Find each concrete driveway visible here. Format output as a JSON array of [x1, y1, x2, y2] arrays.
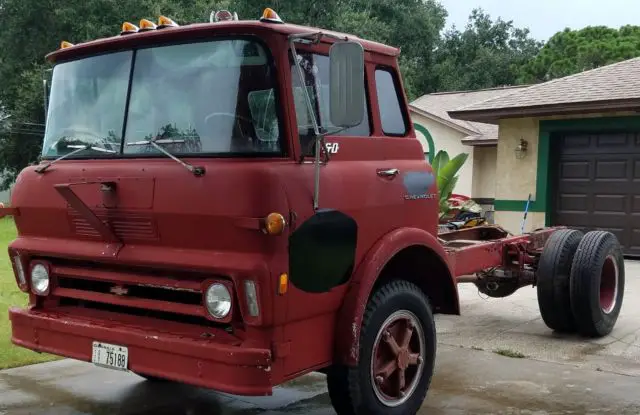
[[438, 260, 640, 377], [2, 261, 640, 414]]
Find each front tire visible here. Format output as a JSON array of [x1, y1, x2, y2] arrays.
[[327, 280, 436, 415]]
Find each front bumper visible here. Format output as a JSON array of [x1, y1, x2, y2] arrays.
[[9, 306, 273, 396]]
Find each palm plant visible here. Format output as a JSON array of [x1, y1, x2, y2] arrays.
[[430, 150, 469, 219]]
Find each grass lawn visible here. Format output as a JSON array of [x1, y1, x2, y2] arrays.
[[0, 218, 59, 369]]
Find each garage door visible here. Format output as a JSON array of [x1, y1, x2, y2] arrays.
[[553, 131, 640, 256]]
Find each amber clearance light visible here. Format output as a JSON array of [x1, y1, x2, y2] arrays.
[[121, 22, 139, 34], [60, 41, 74, 49], [263, 212, 286, 235], [139, 19, 158, 31], [158, 15, 179, 28], [260, 8, 284, 24]]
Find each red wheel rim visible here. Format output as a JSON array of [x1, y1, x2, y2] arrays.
[[600, 255, 619, 314], [370, 310, 425, 407]]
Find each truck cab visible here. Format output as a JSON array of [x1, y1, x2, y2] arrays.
[[6, 9, 459, 415]]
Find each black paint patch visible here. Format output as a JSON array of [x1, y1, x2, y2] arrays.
[[403, 171, 437, 200], [288, 209, 358, 293]]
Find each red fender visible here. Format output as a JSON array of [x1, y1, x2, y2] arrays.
[[334, 227, 458, 366]]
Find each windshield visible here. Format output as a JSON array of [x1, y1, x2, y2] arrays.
[[42, 38, 283, 159]]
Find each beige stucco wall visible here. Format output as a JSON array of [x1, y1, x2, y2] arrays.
[[495, 211, 546, 234], [471, 146, 497, 199], [411, 112, 475, 197], [495, 117, 539, 201]]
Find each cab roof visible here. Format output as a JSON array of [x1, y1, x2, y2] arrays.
[[47, 20, 400, 63]]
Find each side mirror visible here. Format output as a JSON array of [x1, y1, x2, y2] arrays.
[[329, 41, 365, 128]]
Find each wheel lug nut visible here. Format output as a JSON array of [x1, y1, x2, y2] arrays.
[[375, 376, 384, 384]]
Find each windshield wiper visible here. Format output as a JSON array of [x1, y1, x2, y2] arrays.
[[35, 143, 116, 174], [126, 137, 205, 177]]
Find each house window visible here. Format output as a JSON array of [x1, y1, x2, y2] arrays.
[[375, 68, 407, 136]]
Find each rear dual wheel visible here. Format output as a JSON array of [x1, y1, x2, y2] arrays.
[[570, 231, 625, 337], [537, 229, 583, 333], [537, 229, 624, 337], [327, 280, 435, 415]]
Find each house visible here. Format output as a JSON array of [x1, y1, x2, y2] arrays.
[[409, 86, 528, 218], [448, 57, 640, 255]]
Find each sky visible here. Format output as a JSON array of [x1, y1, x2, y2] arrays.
[[437, 0, 640, 41]]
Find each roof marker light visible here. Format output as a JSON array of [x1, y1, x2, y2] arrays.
[[139, 19, 158, 31], [121, 22, 139, 35], [260, 8, 283, 24], [158, 15, 179, 28], [60, 41, 74, 49]]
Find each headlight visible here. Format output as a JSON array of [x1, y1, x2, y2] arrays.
[[31, 263, 50, 295], [205, 283, 232, 319]]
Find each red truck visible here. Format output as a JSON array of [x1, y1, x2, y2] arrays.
[[2, 8, 625, 415]]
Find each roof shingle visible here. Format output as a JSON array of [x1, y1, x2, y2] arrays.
[[450, 57, 640, 117], [410, 86, 527, 144]]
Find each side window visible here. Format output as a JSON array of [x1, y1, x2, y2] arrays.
[[290, 51, 370, 154], [375, 68, 407, 136]]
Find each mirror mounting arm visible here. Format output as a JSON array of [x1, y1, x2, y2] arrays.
[[289, 35, 326, 211]]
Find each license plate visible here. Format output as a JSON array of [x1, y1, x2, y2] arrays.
[[91, 341, 128, 371]]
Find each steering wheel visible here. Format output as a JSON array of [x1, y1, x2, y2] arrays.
[[57, 126, 104, 141], [202, 112, 256, 141], [49, 126, 108, 152]]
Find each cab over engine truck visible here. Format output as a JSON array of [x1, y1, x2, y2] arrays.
[[2, 8, 625, 415]]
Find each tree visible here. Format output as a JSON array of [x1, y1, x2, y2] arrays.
[[432, 9, 542, 92], [0, 0, 448, 188], [0, 2, 542, 188], [0, 0, 217, 189], [518, 25, 640, 83]]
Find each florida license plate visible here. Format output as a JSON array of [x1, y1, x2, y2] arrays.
[[91, 341, 128, 371]]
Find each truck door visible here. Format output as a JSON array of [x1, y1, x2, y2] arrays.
[[279, 50, 421, 374]]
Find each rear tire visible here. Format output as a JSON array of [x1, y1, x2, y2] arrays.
[[570, 231, 625, 337], [536, 229, 584, 333], [326, 280, 436, 415]]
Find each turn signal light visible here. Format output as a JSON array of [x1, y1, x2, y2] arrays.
[[11, 254, 28, 292], [260, 8, 283, 24], [60, 41, 74, 49], [121, 22, 139, 34], [139, 19, 157, 31], [278, 273, 288, 295], [264, 212, 286, 235], [158, 15, 179, 28]]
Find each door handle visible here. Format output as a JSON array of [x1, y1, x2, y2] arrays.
[[377, 168, 400, 178]]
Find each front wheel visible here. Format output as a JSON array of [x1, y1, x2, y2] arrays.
[[327, 280, 436, 415]]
